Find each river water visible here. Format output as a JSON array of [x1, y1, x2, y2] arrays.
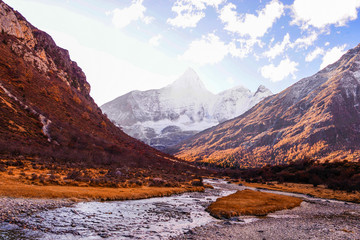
[[0, 179, 250, 239], [1, 179, 359, 239]]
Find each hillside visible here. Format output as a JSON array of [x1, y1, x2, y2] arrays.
[[0, 0, 198, 181], [170, 43, 360, 168]]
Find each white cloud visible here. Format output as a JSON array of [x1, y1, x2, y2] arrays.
[[167, 0, 225, 28], [291, 0, 360, 29], [291, 31, 318, 49], [180, 33, 258, 65], [305, 47, 324, 62], [229, 38, 261, 58], [219, 0, 284, 39], [106, 0, 153, 28], [260, 58, 298, 82], [226, 77, 235, 84], [180, 33, 229, 65], [320, 44, 347, 69], [193, 0, 225, 8], [167, 2, 204, 28], [149, 34, 162, 47], [142, 16, 154, 24], [263, 33, 290, 59], [325, 42, 330, 46], [262, 31, 320, 59]]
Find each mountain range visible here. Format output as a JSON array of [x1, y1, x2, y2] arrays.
[[169, 43, 360, 168], [101, 68, 272, 150], [2, 0, 359, 174]]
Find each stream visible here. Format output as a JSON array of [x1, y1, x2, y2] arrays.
[[0, 179, 247, 239], [1, 179, 359, 239]]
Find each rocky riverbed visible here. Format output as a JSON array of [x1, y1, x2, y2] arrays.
[[0, 197, 73, 239], [173, 198, 360, 240], [0, 180, 359, 239], [0, 180, 237, 239]]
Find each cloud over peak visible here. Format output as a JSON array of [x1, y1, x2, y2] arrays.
[[263, 33, 291, 59], [291, 0, 360, 29], [305, 47, 324, 62], [106, 0, 153, 28], [179, 33, 229, 65], [320, 44, 347, 69], [167, 0, 225, 28], [261, 57, 299, 82], [219, 0, 284, 39]]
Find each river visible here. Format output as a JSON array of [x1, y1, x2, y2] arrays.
[[1, 179, 359, 239], [0, 179, 247, 239]]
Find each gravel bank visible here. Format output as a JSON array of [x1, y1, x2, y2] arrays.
[[0, 197, 73, 225], [1, 181, 359, 240], [173, 199, 360, 240]]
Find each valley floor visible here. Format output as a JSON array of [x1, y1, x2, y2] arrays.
[[0, 158, 204, 202], [173, 197, 360, 240], [173, 179, 360, 240], [236, 180, 360, 203], [0, 174, 203, 201], [0, 178, 359, 239]]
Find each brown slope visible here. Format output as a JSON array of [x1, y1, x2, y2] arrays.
[[170, 43, 360, 168], [0, 1, 197, 177]]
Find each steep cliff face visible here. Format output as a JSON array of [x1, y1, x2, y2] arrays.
[[170, 43, 360, 168], [101, 68, 272, 150], [0, 1, 90, 96], [0, 1, 196, 177]]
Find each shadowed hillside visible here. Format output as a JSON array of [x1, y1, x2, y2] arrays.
[[0, 1, 201, 183]]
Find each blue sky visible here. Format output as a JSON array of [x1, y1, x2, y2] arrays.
[[4, 0, 360, 105]]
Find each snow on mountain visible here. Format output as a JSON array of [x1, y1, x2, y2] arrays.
[[171, 43, 360, 167], [101, 68, 272, 150]]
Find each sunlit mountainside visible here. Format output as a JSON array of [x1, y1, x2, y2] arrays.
[[0, 1, 201, 184], [170, 44, 360, 168]]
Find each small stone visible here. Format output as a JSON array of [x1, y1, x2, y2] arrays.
[[71, 209, 79, 214], [98, 232, 110, 238], [122, 234, 134, 238]]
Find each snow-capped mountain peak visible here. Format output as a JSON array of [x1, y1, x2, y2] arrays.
[[167, 67, 206, 91], [171, 43, 360, 167], [255, 85, 270, 94], [101, 68, 273, 150], [219, 85, 251, 95]]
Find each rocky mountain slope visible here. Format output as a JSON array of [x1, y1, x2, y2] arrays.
[[101, 68, 272, 150], [169, 43, 360, 168], [0, 1, 197, 178]]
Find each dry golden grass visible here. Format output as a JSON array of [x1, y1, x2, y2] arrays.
[[204, 184, 214, 189], [0, 175, 204, 201], [207, 189, 302, 219], [238, 181, 360, 203]]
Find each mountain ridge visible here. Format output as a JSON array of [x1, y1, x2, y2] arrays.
[[101, 69, 272, 150], [167, 67, 209, 91], [169, 43, 360, 168], [0, 0, 198, 179]]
